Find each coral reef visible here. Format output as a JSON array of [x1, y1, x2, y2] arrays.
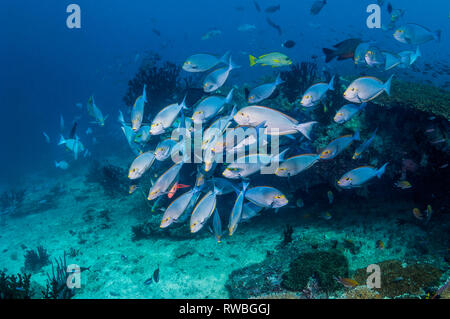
[[123, 52, 183, 112], [42, 252, 75, 299], [280, 62, 318, 103], [374, 79, 450, 120], [280, 224, 293, 247], [0, 271, 32, 299], [353, 260, 443, 298], [85, 161, 129, 197], [281, 250, 349, 293], [0, 189, 25, 214], [24, 245, 50, 273], [342, 286, 381, 299]]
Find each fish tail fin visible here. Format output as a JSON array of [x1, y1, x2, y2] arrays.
[[228, 56, 240, 70], [275, 73, 284, 86], [415, 46, 421, 58], [229, 104, 238, 119], [322, 48, 335, 63], [353, 129, 360, 141], [225, 88, 234, 104], [242, 181, 250, 192], [328, 75, 335, 91], [271, 148, 289, 163], [143, 84, 148, 103], [249, 55, 257, 66], [384, 74, 394, 96], [220, 51, 231, 64], [58, 135, 66, 145], [376, 163, 389, 178], [180, 95, 188, 110], [384, 53, 400, 71], [434, 30, 441, 42], [295, 121, 318, 140]]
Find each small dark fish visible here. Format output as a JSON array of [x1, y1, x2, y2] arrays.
[[266, 17, 282, 35], [387, 3, 393, 14], [244, 87, 250, 100], [69, 122, 77, 139], [253, 0, 261, 12], [152, 28, 161, 36], [282, 40, 296, 48], [144, 277, 153, 285], [153, 265, 160, 283], [310, 0, 327, 16], [80, 266, 91, 272], [322, 38, 362, 63], [265, 4, 280, 13], [121, 254, 128, 261]]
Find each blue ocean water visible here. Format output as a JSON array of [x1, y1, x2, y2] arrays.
[[0, 0, 449, 299]]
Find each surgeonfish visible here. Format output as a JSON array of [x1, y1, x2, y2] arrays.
[[43, 132, 50, 143], [233, 105, 317, 140], [394, 23, 441, 45], [384, 47, 421, 71], [353, 42, 372, 65], [248, 74, 284, 104], [183, 52, 230, 73], [353, 129, 377, 160], [58, 135, 85, 160], [192, 89, 234, 124], [202, 105, 236, 150], [337, 163, 388, 189], [245, 186, 288, 209], [134, 126, 151, 144], [275, 154, 320, 177], [154, 139, 177, 161], [87, 96, 107, 126], [300, 76, 335, 108], [241, 202, 264, 222], [344, 75, 393, 104], [211, 209, 223, 243], [334, 103, 367, 124], [320, 130, 360, 160], [190, 187, 219, 233], [55, 161, 69, 170], [249, 52, 292, 67], [222, 149, 288, 179], [160, 185, 203, 228], [148, 161, 184, 200], [131, 85, 147, 132], [203, 57, 238, 93], [228, 182, 249, 236], [150, 97, 187, 135], [128, 151, 156, 180]]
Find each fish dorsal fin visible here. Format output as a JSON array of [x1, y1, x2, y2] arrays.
[[251, 106, 298, 124]]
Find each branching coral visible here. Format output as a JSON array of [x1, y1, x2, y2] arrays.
[[24, 245, 51, 273], [0, 189, 25, 214], [280, 62, 318, 103], [0, 271, 32, 299], [123, 52, 183, 113], [85, 161, 129, 197], [42, 252, 75, 299]]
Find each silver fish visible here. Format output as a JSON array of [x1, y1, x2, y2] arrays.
[[228, 182, 249, 236], [203, 57, 238, 93], [353, 129, 377, 160], [334, 103, 367, 124], [190, 187, 219, 233], [192, 89, 233, 124], [320, 130, 360, 160], [300, 76, 335, 108], [131, 85, 147, 132], [160, 185, 202, 228], [150, 98, 187, 135], [154, 139, 177, 161], [87, 96, 107, 126], [128, 151, 156, 180], [245, 186, 288, 209], [183, 52, 229, 73], [275, 154, 320, 177], [394, 23, 441, 45], [337, 163, 388, 189], [248, 74, 284, 104], [233, 105, 317, 139], [148, 161, 184, 200], [344, 75, 393, 104]]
